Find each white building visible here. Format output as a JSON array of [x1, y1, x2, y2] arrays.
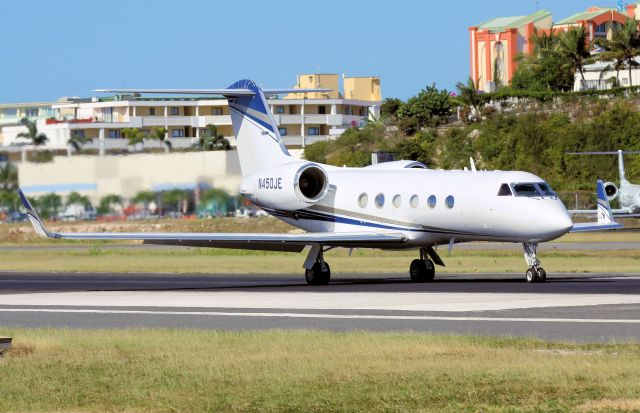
[[574, 56, 640, 91]]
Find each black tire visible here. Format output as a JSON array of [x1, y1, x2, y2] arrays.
[[526, 267, 538, 283], [410, 259, 428, 282], [305, 262, 330, 285], [424, 258, 436, 281], [536, 267, 546, 283]]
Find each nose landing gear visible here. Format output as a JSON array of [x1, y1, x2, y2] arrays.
[[523, 242, 546, 283]]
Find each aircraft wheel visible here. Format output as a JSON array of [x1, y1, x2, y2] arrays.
[[536, 267, 546, 283], [410, 259, 434, 282], [305, 261, 330, 285], [525, 267, 538, 283]]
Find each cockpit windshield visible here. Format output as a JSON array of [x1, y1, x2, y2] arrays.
[[510, 182, 557, 198]]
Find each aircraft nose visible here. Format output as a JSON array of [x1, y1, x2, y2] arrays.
[[547, 207, 573, 237]]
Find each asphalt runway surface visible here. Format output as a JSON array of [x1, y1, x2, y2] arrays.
[[2, 271, 640, 343]]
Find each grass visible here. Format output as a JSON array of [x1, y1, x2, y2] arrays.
[[0, 328, 639, 412], [0, 246, 639, 274]]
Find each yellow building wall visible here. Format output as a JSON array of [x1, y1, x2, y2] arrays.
[[285, 74, 339, 99], [343, 77, 381, 101]]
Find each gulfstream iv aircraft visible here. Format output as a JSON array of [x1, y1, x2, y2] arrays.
[[19, 80, 621, 284]]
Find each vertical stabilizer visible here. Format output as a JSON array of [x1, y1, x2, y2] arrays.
[[618, 149, 629, 185], [225, 80, 291, 177]]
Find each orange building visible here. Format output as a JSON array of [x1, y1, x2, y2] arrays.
[[469, 7, 631, 92]]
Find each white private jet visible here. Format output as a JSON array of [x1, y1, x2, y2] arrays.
[[568, 150, 640, 215], [18, 79, 621, 284]]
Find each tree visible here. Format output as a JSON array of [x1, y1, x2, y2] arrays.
[[38, 193, 62, 219], [149, 127, 171, 151], [596, 19, 640, 87], [162, 189, 187, 213], [67, 131, 90, 153], [556, 27, 591, 88], [66, 192, 91, 209], [132, 190, 156, 210], [0, 190, 19, 212], [393, 130, 435, 166], [200, 124, 230, 151], [122, 128, 144, 147], [397, 84, 452, 128], [200, 188, 231, 216], [455, 77, 481, 121], [0, 162, 18, 192], [380, 98, 404, 120], [16, 117, 48, 146], [97, 194, 122, 214]]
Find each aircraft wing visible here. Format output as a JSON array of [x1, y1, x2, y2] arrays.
[[18, 190, 407, 252]]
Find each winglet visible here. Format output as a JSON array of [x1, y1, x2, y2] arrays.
[[596, 179, 615, 225], [17, 189, 54, 238]]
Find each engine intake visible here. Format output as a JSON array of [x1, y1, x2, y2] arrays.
[[240, 162, 329, 210], [604, 182, 618, 202]]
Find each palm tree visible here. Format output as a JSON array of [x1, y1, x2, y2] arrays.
[[200, 188, 230, 216], [556, 27, 591, 88], [200, 124, 230, 151], [597, 19, 640, 87], [455, 77, 481, 121], [16, 117, 48, 146], [0, 162, 18, 192], [162, 189, 187, 213], [97, 194, 122, 215], [149, 127, 171, 152], [65, 192, 91, 209], [122, 128, 144, 150], [132, 190, 156, 211], [67, 131, 90, 154]]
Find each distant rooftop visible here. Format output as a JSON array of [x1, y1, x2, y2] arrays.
[[556, 7, 617, 25], [477, 9, 551, 32]]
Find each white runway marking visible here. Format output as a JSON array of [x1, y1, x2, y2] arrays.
[[1, 307, 640, 324], [2, 291, 640, 312]]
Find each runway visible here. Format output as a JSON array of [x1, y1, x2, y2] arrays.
[[2, 271, 640, 342]]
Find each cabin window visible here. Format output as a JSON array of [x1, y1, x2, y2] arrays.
[[393, 194, 401, 208], [512, 183, 541, 197], [375, 193, 385, 208], [358, 193, 368, 208], [445, 195, 455, 209], [427, 195, 436, 209], [410, 195, 419, 208], [497, 183, 512, 196]]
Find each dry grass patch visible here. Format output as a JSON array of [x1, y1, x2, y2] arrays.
[[576, 398, 640, 412]]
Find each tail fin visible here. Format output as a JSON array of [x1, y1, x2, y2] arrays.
[[225, 80, 291, 176], [617, 149, 628, 185], [596, 179, 615, 225], [17, 189, 54, 238]]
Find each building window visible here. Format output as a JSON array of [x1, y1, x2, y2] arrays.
[[140, 129, 150, 136], [427, 195, 436, 209], [359, 108, 364, 116], [307, 127, 320, 136], [171, 129, 185, 138], [170, 107, 179, 116], [2, 108, 17, 118], [149, 108, 156, 116], [278, 127, 287, 136], [212, 107, 223, 116], [595, 23, 607, 38], [25, 108, 39, 117], [318, 105, 326, 114], [73, 130, 85, 139], [375, 193, 385, 208], [275, 106, 285, 114], [108, 130, 121, 139], [358, 193, 368, 208]]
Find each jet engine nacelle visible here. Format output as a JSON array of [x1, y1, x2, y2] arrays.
[[604, 182, 618, 201], [239, 162, 329, 210]]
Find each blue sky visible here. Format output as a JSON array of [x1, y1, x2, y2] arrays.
[[0, 0, 626, 102]]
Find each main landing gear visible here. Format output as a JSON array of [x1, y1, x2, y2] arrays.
[[304, 245, 331, 285], [409, 248, 436, 282], [523, 242, 546, 283]]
